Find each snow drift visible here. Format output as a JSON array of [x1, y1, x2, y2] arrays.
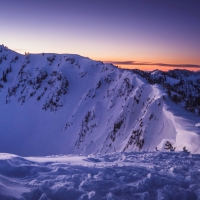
[[0, 152, 200, 199]]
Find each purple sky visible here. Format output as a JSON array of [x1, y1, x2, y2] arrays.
[[1, 0, 200, 70]]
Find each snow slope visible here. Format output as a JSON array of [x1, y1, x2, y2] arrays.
[[0, 152, 200, 199], [0, 45, 200, 156]]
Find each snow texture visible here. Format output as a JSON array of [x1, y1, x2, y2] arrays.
[[195, 123, 200, 127], [0, 152, 200, 200]]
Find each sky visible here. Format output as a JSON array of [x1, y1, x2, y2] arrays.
[[0, 0, 200, 71]]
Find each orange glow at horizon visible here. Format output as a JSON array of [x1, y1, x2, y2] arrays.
[[117, 65, 200, 72], [98, 58, 200, 72], [12, 49, 200, 72]]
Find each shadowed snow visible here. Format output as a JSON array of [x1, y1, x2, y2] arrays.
[[0, 152, 200, 200]]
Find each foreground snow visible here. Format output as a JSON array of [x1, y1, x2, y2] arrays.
[[0, 152, 200, 199]]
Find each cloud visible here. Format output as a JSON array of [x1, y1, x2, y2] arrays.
[[104, 61, 200, 69]]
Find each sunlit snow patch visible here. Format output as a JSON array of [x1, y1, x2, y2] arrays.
[[195, 123, 200, 127]]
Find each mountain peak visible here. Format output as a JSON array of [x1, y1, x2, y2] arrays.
[[0, 47, 199, 156]]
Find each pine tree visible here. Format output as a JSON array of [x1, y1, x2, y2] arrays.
[[2, 71, 7, 82]]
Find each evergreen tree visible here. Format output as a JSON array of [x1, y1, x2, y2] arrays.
[[2, 71, 7, 82], [6, 68, 9, 74]]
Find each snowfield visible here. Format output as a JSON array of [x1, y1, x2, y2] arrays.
[[0, 152, 200, 200]]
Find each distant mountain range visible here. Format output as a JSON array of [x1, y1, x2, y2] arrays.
[[0, 45, 199, 156]]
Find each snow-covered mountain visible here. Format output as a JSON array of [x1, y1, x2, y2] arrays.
[[0, 45, 200, 156], [134, 68, 200, 114]]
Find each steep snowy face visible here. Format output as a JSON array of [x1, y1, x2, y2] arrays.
[[136, 68, 200, 114], [0, 45, 199, 156]]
